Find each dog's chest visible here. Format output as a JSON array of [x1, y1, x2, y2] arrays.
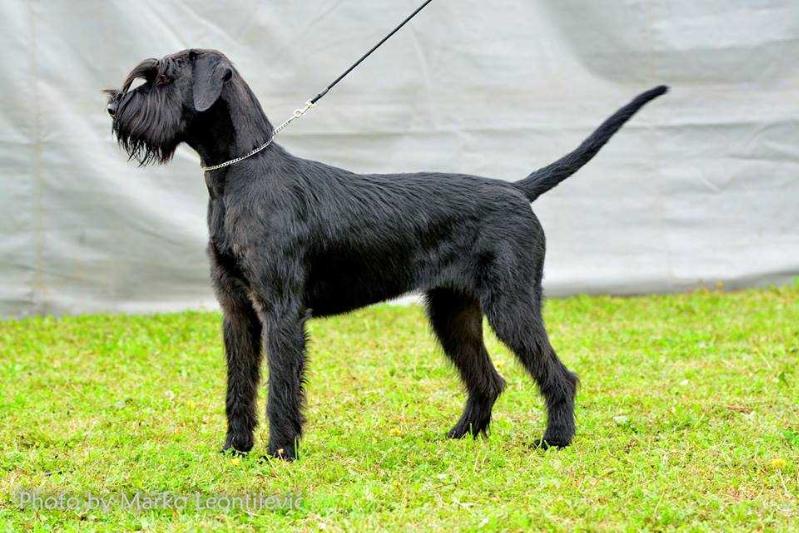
[[206, 191, 259, 279], [207, 195, 237, 256], [205, 171, 242, 252], [204, 170, 226, 201]]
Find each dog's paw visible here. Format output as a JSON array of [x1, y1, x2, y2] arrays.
[[221, 433, 254, 456], [447, 396, 497, 440], [534, 432, 573, 450], [220, 446, 249, 457], [266, 443, 297, 461], [447, 425, 470, 439], [447, 419, 490, 440]]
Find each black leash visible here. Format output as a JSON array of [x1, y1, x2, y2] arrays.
[[202, 0, 435, 171], [310, 0, 435, 104]]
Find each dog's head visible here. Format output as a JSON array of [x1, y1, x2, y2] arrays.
[[105, 49, 235, 165]]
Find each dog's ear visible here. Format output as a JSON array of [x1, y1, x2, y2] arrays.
[[192, 53, 232, 112]]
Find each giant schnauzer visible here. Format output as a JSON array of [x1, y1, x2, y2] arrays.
[[106, 49, 666, 460]]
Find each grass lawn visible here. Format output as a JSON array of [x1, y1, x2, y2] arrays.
[[1, 285, 798, 530]]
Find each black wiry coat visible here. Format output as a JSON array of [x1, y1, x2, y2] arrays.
[[107, 49, 666, 460]]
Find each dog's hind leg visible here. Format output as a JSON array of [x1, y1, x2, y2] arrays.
[[425, 288, 506, 439], [210, 245, 263, 455], [480, 282, 578, 448]]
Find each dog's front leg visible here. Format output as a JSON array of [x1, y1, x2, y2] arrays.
[[263, 302, 308, 461], [250, 269, 308, 461], [220, 300, 263, 455], [209, 245, 264, 455]]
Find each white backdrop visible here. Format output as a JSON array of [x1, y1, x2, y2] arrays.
[[1, 0, 798, 316]]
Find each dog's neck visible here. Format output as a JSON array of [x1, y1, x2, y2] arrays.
[[186, 77, 276, 168]]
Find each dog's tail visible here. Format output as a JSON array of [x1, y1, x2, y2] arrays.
[[514, 85, 668, 202]]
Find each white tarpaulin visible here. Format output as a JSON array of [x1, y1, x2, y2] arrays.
[[1, 0, 798, 316]]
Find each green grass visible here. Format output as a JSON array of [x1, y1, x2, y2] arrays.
[[1, 285, 798, 531]]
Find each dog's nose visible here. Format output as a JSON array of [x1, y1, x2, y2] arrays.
[[107, 101, 118, 116]]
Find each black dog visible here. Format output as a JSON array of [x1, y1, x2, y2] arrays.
[[106, 49, 666, 460]]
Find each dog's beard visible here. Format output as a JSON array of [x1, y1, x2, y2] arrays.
[[106, 65, 185, 165]]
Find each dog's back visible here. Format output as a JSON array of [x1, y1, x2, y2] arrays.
[[288, 164, 532, 316]]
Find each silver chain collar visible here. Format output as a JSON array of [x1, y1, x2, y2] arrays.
[[201, 100, 316, 172]]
